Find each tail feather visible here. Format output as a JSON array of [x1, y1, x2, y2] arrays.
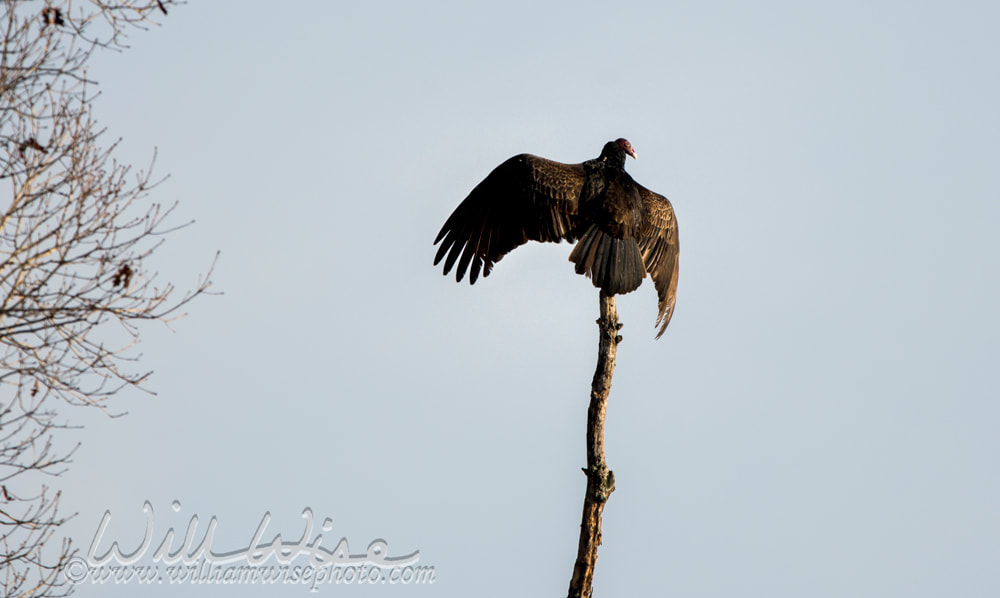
[[571, 225, 598, 277], [568, 225, 644, 295]]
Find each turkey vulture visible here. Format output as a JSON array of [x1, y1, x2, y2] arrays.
[[434, 139, 679, 338]]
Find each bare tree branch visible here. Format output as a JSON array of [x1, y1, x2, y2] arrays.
[[567, 291, 621, 598], [0, 2, 206, 596]]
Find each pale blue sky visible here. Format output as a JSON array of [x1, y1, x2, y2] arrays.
[[57, 1, 999, 596]]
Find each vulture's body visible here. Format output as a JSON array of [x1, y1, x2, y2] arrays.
[[434, 139, 680, 337]]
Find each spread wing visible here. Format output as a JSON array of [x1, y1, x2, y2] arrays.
[[637, 185, 680, 338], [434, 154, 585, 284]]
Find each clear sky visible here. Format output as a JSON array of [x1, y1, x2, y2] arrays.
[[56, 1, 999, 596]]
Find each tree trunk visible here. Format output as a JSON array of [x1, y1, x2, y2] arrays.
[[567, 291, 621, 598]]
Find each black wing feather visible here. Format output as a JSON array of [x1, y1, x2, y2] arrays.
[[637, 185, 680, 338], [434, 154, 585, 284]]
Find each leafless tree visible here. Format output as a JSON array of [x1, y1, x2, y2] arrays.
[[0, 1, 211, 596]]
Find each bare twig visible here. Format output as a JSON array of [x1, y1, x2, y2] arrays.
[[0, 2, 205, 596]]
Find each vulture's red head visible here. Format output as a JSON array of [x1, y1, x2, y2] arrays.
[[616, 138, 637, 160]]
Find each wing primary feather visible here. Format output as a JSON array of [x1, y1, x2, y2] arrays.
[[444, 236, 465, 277], [469, 251, 483, 283], [460, 216, 490, 283], [456, 241, 476, 283], [433, 236, 451, 266]]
